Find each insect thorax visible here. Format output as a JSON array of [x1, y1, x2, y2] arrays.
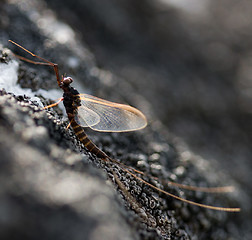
[[63, 86, 81, 114]]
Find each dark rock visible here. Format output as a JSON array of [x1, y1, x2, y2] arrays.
[[0, 0, 251, 239]]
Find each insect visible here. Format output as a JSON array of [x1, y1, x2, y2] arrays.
[[9, 40, 240, 212]]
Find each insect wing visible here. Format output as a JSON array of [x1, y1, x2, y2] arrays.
[[74, 105, 100, 127], [77, 94, 147, 132]]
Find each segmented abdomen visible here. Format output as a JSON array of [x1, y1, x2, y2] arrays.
[[69, 115, 108, 159]]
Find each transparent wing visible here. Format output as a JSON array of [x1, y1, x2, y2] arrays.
[[76, 94, 147, 132], [74, 105, 100, 127]]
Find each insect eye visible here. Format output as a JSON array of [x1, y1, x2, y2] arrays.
[[63, 77, 73, 85]]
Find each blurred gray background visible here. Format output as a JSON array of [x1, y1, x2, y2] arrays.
[[42, 0, 252, 202], [0, 0, 251, 239]]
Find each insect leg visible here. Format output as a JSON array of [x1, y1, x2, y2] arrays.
[[43, 98, 64, 109], [9, 40, 62, 87]]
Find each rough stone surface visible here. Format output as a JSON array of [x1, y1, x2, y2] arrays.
[[0, 0, 251, 239]]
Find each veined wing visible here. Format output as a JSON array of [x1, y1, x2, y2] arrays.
[[74, 105, 100, 127], [76, 94, 147, 132]]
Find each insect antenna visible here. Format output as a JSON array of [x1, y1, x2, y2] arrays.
[[8, 40, 62, 88]]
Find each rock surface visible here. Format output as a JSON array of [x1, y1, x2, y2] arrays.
[[0, 0, 251, 239]]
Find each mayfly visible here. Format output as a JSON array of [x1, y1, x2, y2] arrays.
[[9, 40, 240, 212]]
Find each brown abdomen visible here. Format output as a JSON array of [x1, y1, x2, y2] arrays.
[[69, 116, 108, 159]]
